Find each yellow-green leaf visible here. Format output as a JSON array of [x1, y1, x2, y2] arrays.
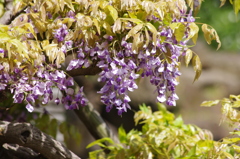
[[107, 5, 118, 21], [10, 39, 29, 60], [0, 32, 11, 41], [170, 22, 185, 42], [103, 21, 113, 35], [220, 0, 226, 7], [144, 27, 150, 48], [65, 0, 75, 11], [232, 101, 240, 107], [24, 23, 37, 40], [192, 55, 202, 82], [169, 23, 179, 32], [202, 24, 211, 44], [188, 23, 199, 44], [223, 152, 234, 159], [223, 138, 240, 144], [145, 22, 157, 45], [128, 11, 137, 19], [119, 18, 143, 24], [113, 18, 121, 33], [0, 25, 9, 32], [185, 49, 193, 67], [86, 137, 113, 149], [233, 0, 240, 15], [175, 24, 185, 42], [93, 18, 101, 35], [201, 100, 220, 107], [56, 51, 65, 67], [125, 23, 143, 40], [202, 24, 221, 50], [232, 145, 240, 153]]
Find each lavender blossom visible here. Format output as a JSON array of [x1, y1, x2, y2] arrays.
[[53, 24, 68, 42]]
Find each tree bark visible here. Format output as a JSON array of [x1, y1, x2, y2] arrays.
[[0, 121, 81, 159], [67, 66, 101, 77]]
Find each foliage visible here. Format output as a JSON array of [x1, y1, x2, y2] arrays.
[[201, 94, 240, 129], [87, 104, 240, 159]]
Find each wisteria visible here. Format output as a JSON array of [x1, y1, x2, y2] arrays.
[[53, 24, 69, 42], [0, 62, 88, 113], [0, 0, 213, 116]]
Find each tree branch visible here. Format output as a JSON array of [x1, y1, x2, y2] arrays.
[[72, 80, 120, 145], [66, 66, 101, 77], [0, 121, 81, 159], [74, 102, 118, 143], [0, 0, 28, 25], [0, 0, 13, 25], [0, 143, 43, 159]]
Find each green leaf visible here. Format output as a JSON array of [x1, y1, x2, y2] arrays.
[[107, 5, 118, 21], [233, 0, 240, 15], [186, 146, 197, 157], [201, 100, 220, 107], [173, 115, 183, 127], [102, 21, 113, 35], [223, 138, 240, 144], [89, 149, 105, 159], [86, 137, 114, 149], [230, 131, 240, 136], [175, 23, 185, 42], [118, 125, 127, 144], [232, 145, 240, 153], [232, 101, 240, 107], [128, 11, 137, 19], [223, 151, 234, 159], [170, 22, 185, 42], [192, 55, 202, 82], [185, 49, 193, 67]]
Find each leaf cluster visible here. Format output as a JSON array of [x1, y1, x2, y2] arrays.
[[220, 0, 240, 15], [88, 104, 240, 158], [0, 0, 221, 78], [201, 94, 240, 128]]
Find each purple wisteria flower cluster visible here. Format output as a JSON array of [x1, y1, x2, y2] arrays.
[[60, 9, 196, 115], [0, 0, 198, 116], [0, 62, 87, 112], [53, 24, 68, 42]]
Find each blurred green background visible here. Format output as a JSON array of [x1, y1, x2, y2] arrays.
[[197, 0, 240, 51]]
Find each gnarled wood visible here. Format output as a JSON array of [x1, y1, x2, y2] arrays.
[[0, 121, 80, 159]]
